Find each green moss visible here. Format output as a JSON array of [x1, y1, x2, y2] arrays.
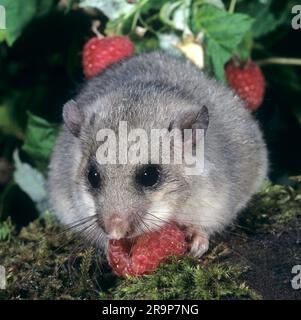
[[241, 179, 301, 232], [109, 258, 258, 300], [0, 215, 102, 299], [1, 179, 300, 300], [0, 215, 256, 300]]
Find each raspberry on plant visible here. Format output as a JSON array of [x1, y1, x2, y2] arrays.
[[225, 60, 265, 111], [82, 36, 134, 79]]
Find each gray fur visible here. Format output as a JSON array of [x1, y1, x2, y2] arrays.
[[48, 51, 268, 255]]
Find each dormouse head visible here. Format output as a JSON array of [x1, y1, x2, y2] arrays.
[[62, 87, 209, 243]]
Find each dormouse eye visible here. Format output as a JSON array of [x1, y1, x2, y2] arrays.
[[88, 165, 101, 189], [135, 165, 162, 188]]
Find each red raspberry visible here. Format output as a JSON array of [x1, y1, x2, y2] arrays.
[[82, 36, 134, 79], [108, 223, 187, 277], [225, 60, 265, 111]]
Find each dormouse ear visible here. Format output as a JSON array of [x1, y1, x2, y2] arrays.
[[169, 106, 209, 145], [62, 100, 83, 137]]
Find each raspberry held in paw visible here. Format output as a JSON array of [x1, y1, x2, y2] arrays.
[[108, 223, 187, 276]]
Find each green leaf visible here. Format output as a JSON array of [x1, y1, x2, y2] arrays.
[[203, 0, 224, 10], [192, 5, 253, 49], [236, 31, 253, 62], [36, 0, 55, 17], [22, 113, 59, 169], [0, 103, 24, 139], [192, 4, 254, 81], [237, 0, 290, 39], [79, 0, 134, 20], [206, 38, 231, 82], [0, 0, 37, 46], [13, 150, 48, 213], [160, 1, 183, 29], [159, 0, 193, 35], [133, 36, 159, 53], [0, 218, 14, 241]]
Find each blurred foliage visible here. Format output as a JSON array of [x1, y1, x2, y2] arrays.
[[0, 0, 300, 228]]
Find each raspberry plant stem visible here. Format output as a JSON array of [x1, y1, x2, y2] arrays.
[[228, 0, 237, 14], [257, 57, 301, 67]]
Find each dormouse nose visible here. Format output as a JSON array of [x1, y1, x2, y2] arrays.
[[104, 214, 130, 239]]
